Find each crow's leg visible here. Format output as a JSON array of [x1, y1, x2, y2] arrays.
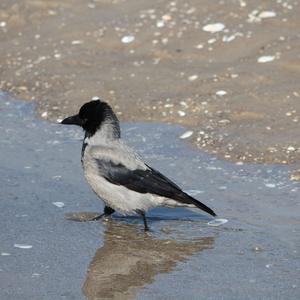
[[104, 206, 115, 216], [91, 206, 115, 221], [136, 210, 149, 231]]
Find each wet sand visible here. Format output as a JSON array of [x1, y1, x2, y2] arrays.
[[0, 94, 299, 299], [0, 0, 300, 164]]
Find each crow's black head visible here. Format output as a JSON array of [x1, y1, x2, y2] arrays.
[[61, 99, 119, 137]]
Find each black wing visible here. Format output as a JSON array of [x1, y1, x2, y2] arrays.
[[96, 159, 216, 216]]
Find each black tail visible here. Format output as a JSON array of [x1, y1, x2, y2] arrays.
[[136, 164, 217, 217], [180, 193, 216, 217]]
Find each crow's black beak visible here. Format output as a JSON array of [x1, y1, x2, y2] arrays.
[[61, 114, 83, 126]]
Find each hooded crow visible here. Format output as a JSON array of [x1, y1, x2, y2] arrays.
[[61, 99, 216, 230]]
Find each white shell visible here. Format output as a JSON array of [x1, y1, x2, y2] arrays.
[[259, 11, 276, 19], [216, 90, 227, 96], [52, 202, 65, 208], [121, 35, 135, 43], [207, 218, 228, 226], [202, 23, 225, 33], [257, 56, 275, 63], [180, 131, 194, 139], [188, 75, 198, 81], [14, 244, 33, 249]]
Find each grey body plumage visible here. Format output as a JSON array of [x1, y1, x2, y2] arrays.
[[61, 99, 216, 230]]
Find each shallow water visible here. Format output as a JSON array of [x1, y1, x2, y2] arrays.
[[0, 92, 299, 299]]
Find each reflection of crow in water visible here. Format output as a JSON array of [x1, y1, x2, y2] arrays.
[[82, 221, 214, 300], [61, 99, 216, 230]]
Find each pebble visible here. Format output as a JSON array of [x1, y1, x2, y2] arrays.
[[247, 10, 260, 23], [164, 103, 173, 108], [208, 38, 216, 44], [290, 172, 300, 181], [265, 183, 276, 188], [52, 202, 65, 208], [179, 131, 193, 139], [156, 20, 164, 28], [188, 75, 198, 81], [207, 218, 228, 227], [293, 92, 299, 97], [0, 21, 6, 28], [287, 146, 295, 152], [216, 90, 227, 96], [257, 56, 275, 63], [219, 119, 230, 124], [259, 11, 276, 19], [121, 35, 135, 43], [252, 246, 263, 252], [162, 14, 172, 21], [71, 40, 83, 45], [222, 35, 236, 43], [1, 252, 11, 256], [41, 111, 48, 118], [202, 23, 225, 33], [218, 186, 227, 190], [239, 0, 246, 7], [178, 110, 186, 117]]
